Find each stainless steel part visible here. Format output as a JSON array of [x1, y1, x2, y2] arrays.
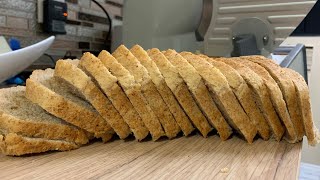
[[274, 44, 308, 82], [231, 17, 273, 57], [204, 0, 316, 56], [122, 0, 316, 56], [122, 0, 202, 52], [195, 0, 213, 41]]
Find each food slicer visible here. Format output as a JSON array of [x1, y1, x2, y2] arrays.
[[122, 0, 315, 57], [120, 0, 320, 164]]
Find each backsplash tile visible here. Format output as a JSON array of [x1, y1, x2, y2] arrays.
[[0, 15, 6, 27], [0, 0, 123, 66], [78, 12, 109, 24]]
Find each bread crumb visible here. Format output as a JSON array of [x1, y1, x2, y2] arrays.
[[220, 167, 229, 173]]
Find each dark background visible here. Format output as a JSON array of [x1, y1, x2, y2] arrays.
[[292, 1, 320, 36]]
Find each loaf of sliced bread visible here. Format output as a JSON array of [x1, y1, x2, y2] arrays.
[[0, 130, 79, 156], [54, 59, 131, 140], [147, 48, 212, 137], [79, 52, 148, 141], [98, 50, 165, 141], [0, 86, 89, 145], [25, 69, 114, 142], [130, 45, 193, 136], [283, 68, 319, 145], [181, 52, 257, 143], [113, 45, 179, 139], [246, 57, 303, 142], [164, 50, 232, 140], [218, 58, 286, 141], [204, 58, 271, 140]]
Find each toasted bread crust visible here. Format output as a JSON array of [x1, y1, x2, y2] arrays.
[[54, 60, 131, 140], [0, 133, 79, 156], [283, 68, 319, 146], [0, 86, 89, 145], [245, 57, 302, 142], [182, 53, 257, 143], [157, 79, 195, 136], [131, 47, 194, 136], [130, 45, 182, 138], [234, 57, 296, 142], [26, 69, 113, 141], [98, 50, 166, 141], [205, 59, 271, 140], [113, 45, 179, 139], [0, 113, 89, 145], [218, 59, 285, 141], [148, 49, 212, 137], [165, 50, 231, 140], [79, 52, 148, 141]]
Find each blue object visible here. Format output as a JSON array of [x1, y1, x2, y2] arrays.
[[6, 76, 24, 84], [9, 38, 21, 51], [6, 38, 24, 85]]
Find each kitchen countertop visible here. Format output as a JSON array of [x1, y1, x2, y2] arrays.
[[0, 135, 302, 180]]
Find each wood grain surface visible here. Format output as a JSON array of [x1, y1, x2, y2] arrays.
[[0, 135, 302, 180]]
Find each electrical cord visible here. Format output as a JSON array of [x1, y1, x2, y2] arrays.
[[64, 50, 72, 58], [44, 1, 112, 63], [91, 0, 112, 47], [43, 53, 56, 66]]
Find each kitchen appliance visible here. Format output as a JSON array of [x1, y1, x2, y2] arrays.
[[120, 1, 320, 163], [122, 0, 316, 57]]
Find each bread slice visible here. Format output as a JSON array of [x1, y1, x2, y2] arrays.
[[0, 86, 89, 145], [113, 45, 179, 139], [54, 59, 131, 140], [164, 50, 232, 140], [232, 57, 296, 141], [25, 69, 114, 142], [98, 50, 164, 141], [245, 56, 302, 142], [204, 58, 271, 140], [79, 52, 148, 141], [218, 58, 285, 141], [147, 48, 212, 137], [283, 68, 319, 145], [130, 45, 193, 136], [180, 52, 257, 143], [0, 130, 78, 156]]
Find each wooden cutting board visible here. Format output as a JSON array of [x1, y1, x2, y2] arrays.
[[0, 135, 301, 180]]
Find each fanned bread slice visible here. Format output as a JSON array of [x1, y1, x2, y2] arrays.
[[232, 58, 296, 141], [130, 45, 192, 136], [204, 58, 271, 140], [164, 50, 231, 140], [97, 50, 164, 141], [147, 48, 212, 137], [0, 131, 78, 156], [245, 56, 303, 142], [79, 53, 148, 141], [218, 58, 286, 141], [181, 52, 257, 143], [0, 86, 89, 145], [54, 60, 131, 140], [283, 68, 319, 145], [25, 69, 114, 142], [113, 45, 178, 139]]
